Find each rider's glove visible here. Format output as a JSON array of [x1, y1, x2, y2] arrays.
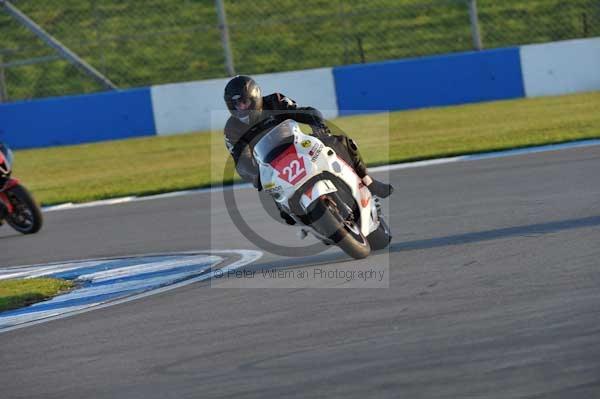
[[311, 123, 331, 138]]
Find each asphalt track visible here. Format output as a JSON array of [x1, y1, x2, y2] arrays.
[[1, 145, 599, 398]]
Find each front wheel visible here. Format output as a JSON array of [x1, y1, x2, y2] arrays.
[[5, 184, 43, 234], [335, 218, 372, 259], [309, 197, 371, 259]]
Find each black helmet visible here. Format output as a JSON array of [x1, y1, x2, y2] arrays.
[[224, 75, 263, 124]]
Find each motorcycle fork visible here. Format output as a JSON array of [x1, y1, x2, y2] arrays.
[[328, 192, 355, 222], [0, 178, 19, 215], [0, 192, 13, 215]]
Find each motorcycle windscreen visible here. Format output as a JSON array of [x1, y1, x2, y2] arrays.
[[253, 119, 296, 164]]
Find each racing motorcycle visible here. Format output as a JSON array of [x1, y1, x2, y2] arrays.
[[0, 143, 43, 234], [250, 118, 391, 259]]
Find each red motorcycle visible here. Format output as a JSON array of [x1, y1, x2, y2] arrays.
[[0, 143, 43, 234]]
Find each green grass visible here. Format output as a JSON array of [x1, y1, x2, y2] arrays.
[[1, 0, 598, 100], [0, 278, 75, 312], [12, 91, 600, 206]]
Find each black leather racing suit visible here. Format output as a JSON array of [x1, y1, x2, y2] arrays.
[[224, 93, 368, 189]]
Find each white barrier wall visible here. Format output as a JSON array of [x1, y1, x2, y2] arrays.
[[520, 37, 600, 98], [151, 77, 228, 136], [151, 67, 338, 135]]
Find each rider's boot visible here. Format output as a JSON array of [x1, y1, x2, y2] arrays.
[[363, 175, 394, 198], [340, 137, 394, 199], [280, 210, 297, 225]]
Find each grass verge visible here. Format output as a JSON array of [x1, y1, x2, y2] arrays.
[[2, 0, 597, 100], [12, 91, 600, 206], [0, 278, 75, 312]]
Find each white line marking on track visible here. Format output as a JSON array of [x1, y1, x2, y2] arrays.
[[42, 139, 600, 212], [0, 249, 263, 334], [370, 139, 600, 172]]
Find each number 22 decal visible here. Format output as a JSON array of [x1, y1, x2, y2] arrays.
[[282, 160, 305, 183], [270, 146, 307, 185]]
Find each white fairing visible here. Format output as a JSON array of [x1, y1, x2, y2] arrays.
[[255, 119, 380, 238]]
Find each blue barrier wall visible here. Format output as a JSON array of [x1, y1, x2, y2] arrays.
[[5, 39, 595, 150], [333, 47, 525, 116], [0, 88, 156, 149]]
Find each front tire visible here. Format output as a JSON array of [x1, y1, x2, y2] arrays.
[[309, 198, 371, 259], [334, 218, 371, 260], [5, 184, 43, 234]]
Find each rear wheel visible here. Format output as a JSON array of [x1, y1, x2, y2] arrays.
[[309, 197, 370, 259], [367, 218, 392, 251], [5, 184, 43, 234]]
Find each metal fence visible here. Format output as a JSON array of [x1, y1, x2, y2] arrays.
[[1, 0, 598, 102]]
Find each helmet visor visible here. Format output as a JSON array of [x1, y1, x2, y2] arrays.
[[231, 95, 253, 118], [234, 97, 251, 110]]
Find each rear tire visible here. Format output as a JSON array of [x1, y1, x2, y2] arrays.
[[5, 184, 43, 234], [367, 218, 392, 251]]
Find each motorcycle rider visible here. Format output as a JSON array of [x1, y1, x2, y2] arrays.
[[223, 75, 393, 224]]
